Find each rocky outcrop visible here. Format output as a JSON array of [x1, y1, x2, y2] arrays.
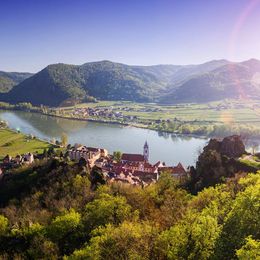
[[221, 136, 246, 158], [188, 135, 250, 193], [204, 135, 245, 158]]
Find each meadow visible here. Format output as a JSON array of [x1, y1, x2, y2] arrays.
[[2, 99, 260, 138], [0, 128, 51, 159], [66, 99, 260, 126]]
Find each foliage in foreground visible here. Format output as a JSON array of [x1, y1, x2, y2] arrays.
[[0, 159, 259, 259]]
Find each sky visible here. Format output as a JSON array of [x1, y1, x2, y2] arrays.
[[1, 0, 260, 72]]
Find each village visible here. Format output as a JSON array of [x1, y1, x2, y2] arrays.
[[0, 141, 188, 186], [60, 105, 168, 125], [70, 106, 139, 122]]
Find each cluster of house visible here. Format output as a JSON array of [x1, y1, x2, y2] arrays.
[[0, 141, 188, 186], [72, 107, 138, 121], [0, 153, 34, 177], [68, 141, 188, 186], [68, 145, 108, 168]]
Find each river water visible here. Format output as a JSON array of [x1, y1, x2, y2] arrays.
[[0, 110, 209, 166]]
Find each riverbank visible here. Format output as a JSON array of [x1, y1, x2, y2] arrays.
[[1, 100, 260, 139], [0, 107, 209, 140]]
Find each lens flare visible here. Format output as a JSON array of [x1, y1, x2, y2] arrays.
[[220, 111, 234, 125], [228, 0, 260, 101], [228, 0, 260, 60]]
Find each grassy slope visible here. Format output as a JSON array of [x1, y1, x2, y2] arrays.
[[0, 129, 51, 159]]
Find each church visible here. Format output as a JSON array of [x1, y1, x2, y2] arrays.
[[121, 141, 150, 163], [107, 141, 187, 185]]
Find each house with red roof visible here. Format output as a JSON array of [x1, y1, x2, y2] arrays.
[[159, 162, 187, 181], [121, 154, 145, 163]]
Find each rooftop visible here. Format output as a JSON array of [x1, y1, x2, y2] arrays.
[[121, 153, 145, 162]]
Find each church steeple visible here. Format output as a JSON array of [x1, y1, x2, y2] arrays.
[[143, 141, 149, 161]]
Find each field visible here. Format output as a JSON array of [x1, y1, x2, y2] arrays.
[[2, 99, 260, 138], [0, 128, 51, 159], [61, 99, 260, 126]]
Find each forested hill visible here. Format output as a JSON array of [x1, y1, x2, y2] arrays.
[[3, 61, 180, 106], [161, 59, 260, 103], [0, 60, 228, 106], [0, 156, 259, 258], [2, 59, 260, 106], [0, 71, 33, 93]]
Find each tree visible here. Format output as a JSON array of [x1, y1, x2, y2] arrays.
[[47, 147, 55, 156], [69, 221, 158, 260], [82, 193, 134, 231], [43, 148, 48, 158], [78, 157, 87, 167], [236, 236, 260, 260], [113, 151, 122, 162], [214, 174, 260, 259], [61, 133, 68, 147], [0, 215, 8, 236], [47, 209, 82, 255], [48, 209, 81, 241], [90, 166, 106, 188], [156, 211, 220, 259]]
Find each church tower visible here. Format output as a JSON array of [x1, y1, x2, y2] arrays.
[[143, 141, 149, 161]]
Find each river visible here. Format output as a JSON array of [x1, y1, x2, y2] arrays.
[[0, 110, 209, 166]]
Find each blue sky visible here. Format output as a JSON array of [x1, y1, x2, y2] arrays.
[[1, 0, 260, 72]]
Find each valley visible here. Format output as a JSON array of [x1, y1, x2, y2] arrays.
[[1, 1, 260, 259], [0, 109, 208, 166], [2, 98, 260, 139]]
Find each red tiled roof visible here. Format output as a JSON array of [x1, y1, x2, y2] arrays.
[[132, 171, 157, 177], [132, 171, 157, 183], [87, 147, 100, 152], [153, 161, 161, 167], [159, 163, 186, 175], [121, 153, 145, 162]]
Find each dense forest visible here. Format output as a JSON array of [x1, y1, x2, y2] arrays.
[[0, 154, 259, 259], [2, 59, 260, 106], [0, 71, 33, 93]]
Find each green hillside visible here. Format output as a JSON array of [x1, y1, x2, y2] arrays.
[[3, 59, 260, 106], [1, 60, 229, 106], [162, 59, 260, 103], [0, 71, 33, 93]]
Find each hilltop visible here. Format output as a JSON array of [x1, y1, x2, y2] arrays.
[[2, 59, 260, 106]]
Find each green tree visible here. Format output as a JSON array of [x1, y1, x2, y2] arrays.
[[214, 175, 260, 259], [83, 193, 135, 231], [61, 133, 68, 147], [47, 209, 82, 255], [68, 221, 158, 260], [47, 146, 55, 156], [90, 166, 106, 188], [156, 211, 220, 259], [236, 236, 260, 260], [113, 151, 122, 162], [0, 215, 8, 236]]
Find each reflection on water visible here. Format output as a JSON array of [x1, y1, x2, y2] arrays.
[[0, 110, 208, 166]]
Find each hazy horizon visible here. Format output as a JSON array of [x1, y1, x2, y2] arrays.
[[1, 0, 260, 72], [1, 57, 260, 74]]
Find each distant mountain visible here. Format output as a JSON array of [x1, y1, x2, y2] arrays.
[[0, 71, 33, 93], [2, 59, 260, 106], [3, 61, 187, 106], [162, 59, 260, 103], [1, 60, 227, 106]]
